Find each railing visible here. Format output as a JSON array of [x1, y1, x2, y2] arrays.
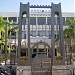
[[52, 68, 72, 75]]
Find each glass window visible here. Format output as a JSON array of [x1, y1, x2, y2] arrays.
[[22, 31, 26, 39], [62, 17, 65, 25], [47, 17, 51, 25], [37, 31, 45, 37], [48, 31, 51, 39], [30, 31, 36, 37], [3, 17, 7, 20], [39, 31, 43, 37], [33, 49, 37, 53], [66, 17, 74, 20], [30, 31, 33, 36], [38, 31, 40, 36], [8, 17, 17, 22], [10, 31, 16, 39], [21, 17, 36, 25], [47, 17, 56, 25], [11, 31, 16, 35], [47, 17, 65, 25], [20, 49, 26, 56], [24, 34, 26, 39], [49, 34, 51, 39], [38, 17, 46, 25], [32, 31, 36, 37], [30, 17, 36, 25], [39, 49, 44, 52]]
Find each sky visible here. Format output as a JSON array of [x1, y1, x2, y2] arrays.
[[0, 0, 74, 12]]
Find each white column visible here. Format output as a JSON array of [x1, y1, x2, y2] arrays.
[[45, 17, 47, 36]]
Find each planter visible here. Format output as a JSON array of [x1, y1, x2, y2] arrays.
[[56, 56, 63, 61], [20, 56, 28, 60]]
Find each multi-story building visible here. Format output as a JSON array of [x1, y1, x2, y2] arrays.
[[0, 11, 75, 57]]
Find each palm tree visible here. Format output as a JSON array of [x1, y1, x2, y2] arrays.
[[55, 19, 75, 64], [55, 19, 75, 56], [55, 19, 75, 45], [0, 17, 18, 52], [0, 17, 19, 63], [64, 19, 75, 47], [0, 17, 6, 49]]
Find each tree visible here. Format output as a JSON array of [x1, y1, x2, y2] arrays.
[[55, 19, 75, 48], [64, 19, 75, 47], [0, 17, 6, 47], [0, 17, 18, 53], [0, 17, 19, 62]]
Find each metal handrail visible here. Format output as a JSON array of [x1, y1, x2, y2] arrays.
[[53, 68, 72, 75]]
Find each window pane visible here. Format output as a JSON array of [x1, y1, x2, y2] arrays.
[[22, 31, 26, 39], [47, 17, 51, 25], [3, 17, 7, 20], [30, 17, 36, 25], [62, 17, 65, 25], [66, 17, 74, 20], [32, 31, 36, 37], [38, 17, 46, 25], [8, 17, 17, 22], [10, 31, 16, 39]]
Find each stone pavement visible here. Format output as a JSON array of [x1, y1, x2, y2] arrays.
[[17, 64, 75, 75]]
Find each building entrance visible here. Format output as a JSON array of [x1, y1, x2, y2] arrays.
[[31, 41, 52, 75], [18, 2, 65, 66], [31, 41, 51, 58]]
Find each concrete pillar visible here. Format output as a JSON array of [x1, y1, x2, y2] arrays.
[[18, 6, 22, 65], [36, 17, 38, 37], [51, 3, 65, 65], [51, 4, 55, 65], [18, 2, 30, 65]]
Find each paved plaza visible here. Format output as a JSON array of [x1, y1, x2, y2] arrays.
[[16, 64, 75, 75]]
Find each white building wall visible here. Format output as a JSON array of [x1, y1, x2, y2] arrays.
[[0, 12, 75, 46]]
